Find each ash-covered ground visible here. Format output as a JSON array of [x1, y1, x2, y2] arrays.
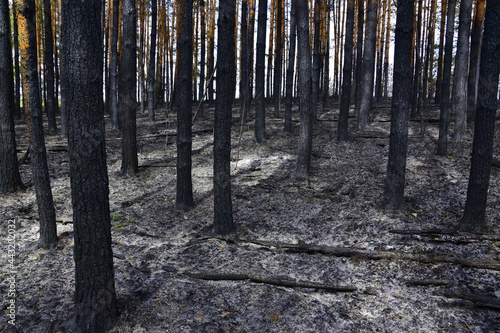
[[1, 102, 500, 333]]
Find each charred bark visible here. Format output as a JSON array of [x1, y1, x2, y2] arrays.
[[461, 0, 500, 233], [0, 0, 24, 193], [17, 0, 57, 249], [383, 0, 414, 210], [338, 0, 355, 141], [62, 0, 118, 330], [213, 0, 236, 235], [175, 0, 194, 211], [254, 0, 267, 143]]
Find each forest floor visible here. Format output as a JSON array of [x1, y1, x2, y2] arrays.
[[1, 101, 500, 333]]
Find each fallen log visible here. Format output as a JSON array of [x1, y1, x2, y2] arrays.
[[210, 237, 500, 271], [406, 279, 451, 287], [442, 292, 500, 311], [183, 271, 356, 293], [390, 229, 500, 242]]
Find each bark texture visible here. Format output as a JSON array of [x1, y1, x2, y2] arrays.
[[213, 0, 236, 235], [120, 0, 138, 176], [294, 0, 313, 179], [0, 0, 24, 193], [461, 0, 500, 233], [147, 0, 157, 122], [437, 0, 457, 156], [61, 0, 118, 330], [357, 0, 377, 129], [175, 0, 194, 211], [254, 0, 267, 143], [338, 0, 355, 141], [17, 0, 57, 249], [284, 0, 297, 132], [452, 0, 473, 140], [383, 0, 414, 210]]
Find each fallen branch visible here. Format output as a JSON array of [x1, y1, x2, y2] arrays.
[[22, 215, 72, 224], [442, 292, 500, 311], [211, 237, 500, 271], [108, 128, 213, 142], [183, 271, 356, 293], [390, 229, 500, 242], [406, 279, 451, 287]]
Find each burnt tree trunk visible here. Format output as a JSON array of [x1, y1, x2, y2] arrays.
[[338, 0, 355, 141], [383, 0, 414, 210], [466, 0, 486, 122], [311, 0, 321, 121], [17, 0, 57, 249], [43, 0, 56, 134], [62, 1, 118, 330], [284, 0, 297, 132], [12, 2, 21, 119], [461, 0, 500, 233], [175, 0, 194, 211], [213, 0, 236, 235], [452, 0, 473, 140], [294, 0, 313, 179], [357, 0, 377, 129], [198, 0, 206, 117], [147, 0, 157, 122], [437, 0, 456, 156], [0, 0, 24, 193], [109, 0, 119, 129], [120, 0, 138, 176], [353, 0, 364, 113], [254, 0, 267, 143], [273, 0, 283, 118], [240, 0, 249, 123]]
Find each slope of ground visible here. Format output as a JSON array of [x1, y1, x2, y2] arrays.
[[1, 102, 499, 332]]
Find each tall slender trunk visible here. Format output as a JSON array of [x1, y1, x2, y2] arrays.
[[274, 0, 283, 117], [338, 0, 355, 141], [383, 0, 391, 98], [207, 0, 216, 103], [357, 0, 377, 129], [109, 0, 119, 129], [267, 0, 275, 99], [294, 0, 313, 179], [384, 0, 414, 209], [410, 0, 423, 118], [354, 0, 364, 114], [466, 0, 486, 122], [148, 0, 157, 121], [43, 0, 56, 133], [213, 0, 236, 235], [284, 0, 297, 132], [435, 0, 447, 103], [175, 0, 194, 211], [461, 0, 500, 233], [452, 0, 473, 140], [0, 0, 24, 192], [240, 0, 249, 122], [120, 0, 138, 176], [255, 0, 267, 143], [17, 0, 57, 249], [437, 0, 457, 156], [311, 0, 321, 120], [61, 1, 118, 329], [12, 2, 22, 119]]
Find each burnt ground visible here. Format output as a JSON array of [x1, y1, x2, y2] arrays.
[[1, 101, 500, 333]]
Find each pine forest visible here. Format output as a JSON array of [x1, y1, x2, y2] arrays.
[[1, 0, 499, 331]]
